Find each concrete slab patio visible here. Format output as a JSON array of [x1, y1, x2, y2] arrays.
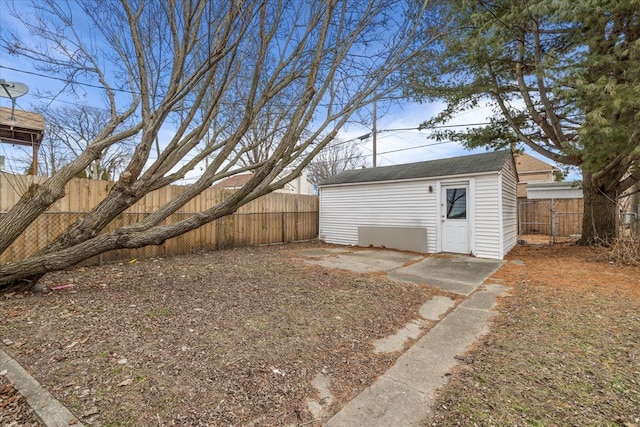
[[389, 255, 505, 295], [299, 247, 503, 296], [300, 248, 424, 274]]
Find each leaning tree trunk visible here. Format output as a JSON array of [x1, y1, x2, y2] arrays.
[[579, 169, 619, 245]]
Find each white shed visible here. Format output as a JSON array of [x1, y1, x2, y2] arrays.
[[319, 150, 518, 260]]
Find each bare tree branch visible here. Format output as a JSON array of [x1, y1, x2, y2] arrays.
[[0, 0, 435, 288]]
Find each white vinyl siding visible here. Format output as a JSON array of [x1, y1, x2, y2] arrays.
[[320, 180, 437, 253], [319, 153, 519, 260], [473, 175, 502, 259], [501, 159, 518, 255]]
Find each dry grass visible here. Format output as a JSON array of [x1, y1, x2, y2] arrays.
[[0, 241, 438, 426], [425, 243, 640, 426], [4, 241, 639, 426], [600, 236, 640, 266], [0, 375, 41, 426]]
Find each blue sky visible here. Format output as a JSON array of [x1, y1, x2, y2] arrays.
[[340, 100, 494, 166], [0, 3, 580, 182], [0, 61, 580, 181], [337, 99, 581, 181]]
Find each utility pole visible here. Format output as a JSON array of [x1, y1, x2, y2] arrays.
[[372, 99, 377, 167]]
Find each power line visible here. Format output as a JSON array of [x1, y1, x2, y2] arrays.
[[378, 139, 453, 156], [359, 138, 394, 165], [360, 120, 496, 139], [340, 121, 492, 148], [1, 66, 497, 140], [0, 67, 498, 130], [173, 137, 461, 183], [0, 65, 139, 95]]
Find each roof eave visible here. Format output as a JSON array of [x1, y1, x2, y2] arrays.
[[319, 169, 502, 188]]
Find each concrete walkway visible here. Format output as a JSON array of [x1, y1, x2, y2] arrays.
[[297, 247, 508, 426], [389, 255, 505, 295], [300, 248, 504, 296], [324, 283, 509, 426]]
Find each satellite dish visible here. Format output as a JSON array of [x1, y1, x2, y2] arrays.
[[0, 80, 29, 99], [0, 79, 30, 121]]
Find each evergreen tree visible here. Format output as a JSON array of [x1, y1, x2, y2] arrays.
[[409, 0, 640, 243]]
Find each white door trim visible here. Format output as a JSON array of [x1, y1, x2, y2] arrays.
[[437, 180, 474, 255]]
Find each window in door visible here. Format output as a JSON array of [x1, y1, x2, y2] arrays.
[[446, 188, 467, 219]]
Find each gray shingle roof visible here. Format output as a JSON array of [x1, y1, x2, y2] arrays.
[[320, 150, 512, 186]]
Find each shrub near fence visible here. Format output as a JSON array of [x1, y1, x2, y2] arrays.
[[0, 173, 318, 265]]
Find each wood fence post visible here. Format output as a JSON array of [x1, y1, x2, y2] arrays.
[[281, 212, 285, 243], [551, 199, 557, 244], [217, 219, 221, 250]]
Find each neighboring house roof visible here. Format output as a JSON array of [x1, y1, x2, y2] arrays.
[[212, 170, 313, 195], [515, 153, 558, 175], [514, 153, 559, 197], [212, 173, 253, 189], [320, 150, 513, 186], [527, 181, 583, 200], [0, 107, 45, 145]]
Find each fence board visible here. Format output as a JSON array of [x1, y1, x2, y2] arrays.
[[0, 174, 320, 214], [518, 198, 584, 237], [0, 173, 318, 265]]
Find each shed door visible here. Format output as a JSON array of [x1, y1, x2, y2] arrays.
[[441, 185, 470, 254]]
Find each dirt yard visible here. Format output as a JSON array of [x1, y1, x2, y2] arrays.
[[2, 241, 638, 426], [0, 241, 441, 426], [425, 243, 640, 426], [0, 375, 41, 426]]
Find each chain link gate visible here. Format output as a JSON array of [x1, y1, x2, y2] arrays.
[[518, 199, 583, 244]]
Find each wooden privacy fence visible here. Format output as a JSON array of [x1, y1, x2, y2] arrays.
[[0, 173, 318, 265], [518, 198, 583, 241]]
